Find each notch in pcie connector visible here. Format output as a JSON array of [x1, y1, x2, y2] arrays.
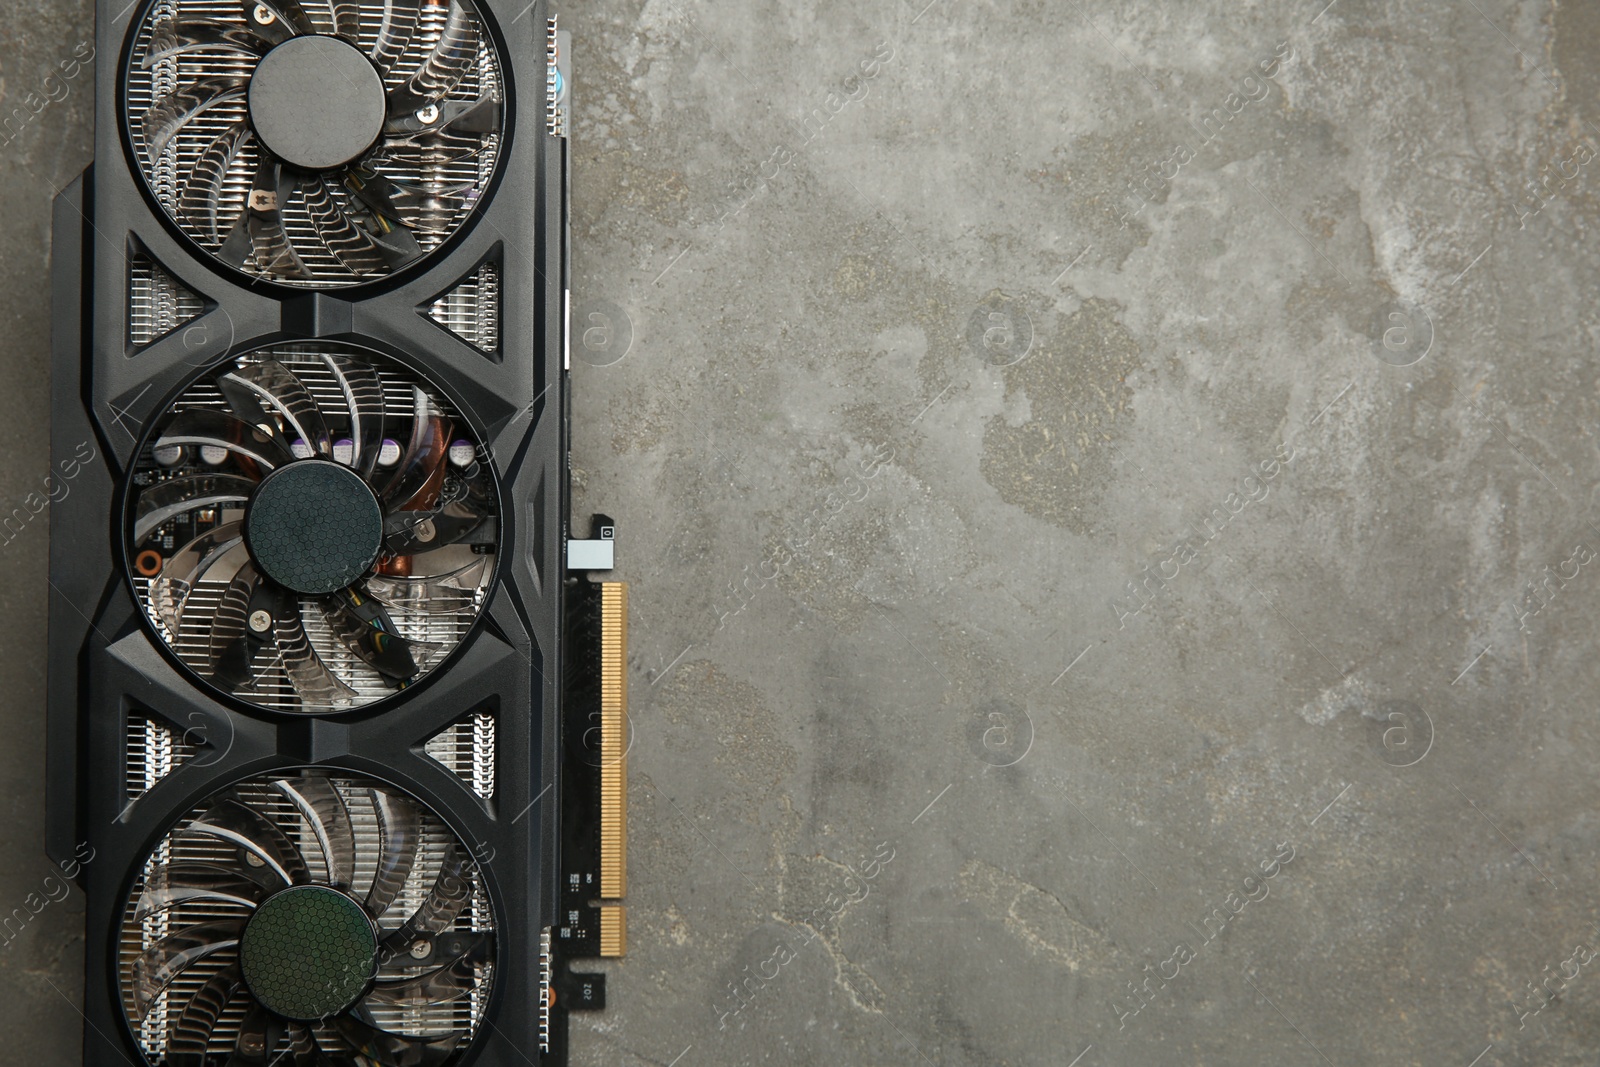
[[548, 515, 627, 1059]]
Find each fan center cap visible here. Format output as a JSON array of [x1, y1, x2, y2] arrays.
[[245, 459, 383, 595], [240, 885, 378, 1021], [249, 35, 387, 171]]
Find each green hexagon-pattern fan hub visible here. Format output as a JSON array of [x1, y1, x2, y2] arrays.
[[240, 885, 378, 1021]]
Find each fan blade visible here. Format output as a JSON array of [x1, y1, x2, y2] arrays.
[[179, 121, 253, 242], [209, 562, 255, 662], [364, 557, 489, 614], [322, 353, 385, 477], [303, 176, 395, 277], [154, 857, 284, 897], [210, 566, 274, 692], [149, 521, 245, 633], [374, 135, 488, 167], [276, 598, 361, 708], [217, 374, 293, 454], [381, 178, 482, 209], [381, 843, 472, 953], [389, 1, 477, 114], [440, 95, 500, 135], [383, 95, 499, 138], [271, 776, 357, 890], [371, 0, 424, 72], [376, 927, 492, 978], [374, 100, 496, 167], [309, 1023, 361, 1067], [157, 409, 294, 471], [366, 958, 478, 1008], [221, 161, 310, 279], [222, 360, 332, 458], [289, 1023, 338, 1067], [366, 789, 419, 918], [326, 0, 362, 40], [333, 1015, 462, 1067], [134, 474, 255, 543], [381, 391, 448, 507], [135, 864, 266, 920], [154, 542, 248, 638], [382, 494, 491, 555], [341, 169, 424, 268], [247, 168, 308, 279], [249, 0, 316, 36], [131, 919, 245, 1014], [227, 1005, 282, 1067], [186, 796, 311, 886], [144, 76, 248, 157], [362, 175, 478, 233], [145, 18, 272, 64], [321, 588, 441, 683], [167, 965, 247, 1067]]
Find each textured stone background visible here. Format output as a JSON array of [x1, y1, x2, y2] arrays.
[[7, 1, 1600, 1065]]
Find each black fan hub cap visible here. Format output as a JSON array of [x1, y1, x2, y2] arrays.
[[248, 35, 386, 172], [245, 459, 383, 595], [241, 885, 378, 1021]]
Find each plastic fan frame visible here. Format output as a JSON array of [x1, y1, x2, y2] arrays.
[[111, 765, 503, 1066], [115, 0, 517, 295], [117, 339, 504, 720]]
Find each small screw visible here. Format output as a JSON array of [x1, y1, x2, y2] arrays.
[[414, 519, 436, 543], [416, 104, 440, 125], [409, 940, 433, 960], [252, 3, 276, 25], [248, 610, 272, 633], [243, 851, 266, 868]]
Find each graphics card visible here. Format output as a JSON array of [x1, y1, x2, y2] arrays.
[[47, 1, 625, 1063]]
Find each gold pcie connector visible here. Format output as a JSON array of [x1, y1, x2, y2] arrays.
[[600, 582, 628, 953], [599, 905, 627, 958], [559, 571, 627, 968]]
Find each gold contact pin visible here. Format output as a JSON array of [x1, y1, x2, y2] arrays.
[[600, 582, 628, 903], [599, 904, 627, 958]]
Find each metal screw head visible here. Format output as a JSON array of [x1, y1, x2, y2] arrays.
[[409, 939, 433, 960], [416, 104, 440, 125], [248, 610, 272, 633], [243, 851, 266, 868], [414, 519, 437, 543], [252, 3, 276, 24]]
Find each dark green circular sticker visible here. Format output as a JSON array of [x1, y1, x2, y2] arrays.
[[240, 885, 377, 1021]]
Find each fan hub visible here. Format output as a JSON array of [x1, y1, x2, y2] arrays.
[[245, 459, 383, 595], [248, 35, 386, 172], [240, 885, 378, 1021]]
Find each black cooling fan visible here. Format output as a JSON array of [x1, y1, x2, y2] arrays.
[[126, 0, 505, 286], [120, 770, 494, 1065], [127, 344, 498, 712]]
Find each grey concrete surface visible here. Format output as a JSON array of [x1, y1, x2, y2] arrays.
[[5, 0, 1600, 1065]]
